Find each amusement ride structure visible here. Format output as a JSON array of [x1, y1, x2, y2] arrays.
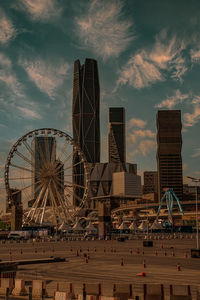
[[4, 128, 89, 226]]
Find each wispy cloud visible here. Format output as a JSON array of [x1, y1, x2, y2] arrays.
[[15, 0, 62, 22], [184, 105, 200, 127], [191, 148, 200, 158], [18, 106, 41, 120], [155, 89, 189, 109], [116, 30, 187, 90], [128, 118, 147, 129], [139, 139, 156, 156], [19, 57, 70, 99], [0, 9, 17, 44], [75, 0, 134, 60]]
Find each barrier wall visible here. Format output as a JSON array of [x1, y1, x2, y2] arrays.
[[144, 283, 164, 300], [32, 280, 47, 298], [12, 279, 27, 296], [0, 278, 14, 295], [169, 285, 192, 300]]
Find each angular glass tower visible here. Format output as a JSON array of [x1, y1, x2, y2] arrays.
[[108, 107, 126, 164], [156, 110, 183, 202], [72, 58, 100, 206]]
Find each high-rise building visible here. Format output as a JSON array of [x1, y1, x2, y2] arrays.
[[157, 110, 183, 202], [108, 107, 126, 164], [72, 58, 100, 206], [143, 171, 158, 194], [32, 136, 56, 206]]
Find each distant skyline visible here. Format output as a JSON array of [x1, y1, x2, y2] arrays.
[[0, 0, 200, 210]]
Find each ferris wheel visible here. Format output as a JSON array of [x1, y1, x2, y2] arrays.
[[4, 128, 89, 226]]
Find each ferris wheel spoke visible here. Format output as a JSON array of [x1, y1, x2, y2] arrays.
[[23, 140, 35, 162], [35, 137, 47, 167], [51, 178, 73, 222], [57, 140, 69, 162], [10, 163, 33, 173], [8, 176, 34, 181], [28, 184, 47, 222], [49, 183, 62, 223], [50, 136, 57, 164], [40, 182, 50, 224], [44, 135, 51, 163], [65, 180, 85, 189], [54, 152, 74, 175], [15, 150, 34, 167], [65, 183, 84, 206]]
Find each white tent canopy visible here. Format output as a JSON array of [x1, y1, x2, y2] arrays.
[[58, 222, 72, 231], [150, 220, 163, 230], [119, 221, 129, 230], [129, 222, 138, 231], [72, 221, 84, 231], [86, 221, 97, 231], [138, 221, 148, 231]]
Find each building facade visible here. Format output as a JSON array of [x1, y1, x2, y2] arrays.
[[108, 107, 126, 164], [72, 58, 100, 206], [143, 171, 158, 194], [156, 110, 183, 202]]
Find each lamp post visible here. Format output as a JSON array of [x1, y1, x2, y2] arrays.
[[187, 176, 200, 249]]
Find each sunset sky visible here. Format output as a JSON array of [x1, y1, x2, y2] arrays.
[[0, 0, 200, 210]]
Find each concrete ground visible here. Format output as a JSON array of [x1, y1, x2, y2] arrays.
[[0, 237, 200, 299]]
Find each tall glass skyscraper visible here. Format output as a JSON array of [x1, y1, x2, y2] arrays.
[[157, 110, 183, 202], [108, 107, 126, 164], [72, 58, 100, 206]]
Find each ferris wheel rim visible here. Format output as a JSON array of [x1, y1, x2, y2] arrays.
[[4, 127, 89, 224]]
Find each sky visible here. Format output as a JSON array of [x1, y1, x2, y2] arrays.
[[0, 0, 200, 211]]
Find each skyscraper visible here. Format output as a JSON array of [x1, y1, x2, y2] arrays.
[[157, 110, 183, 202], [72, 58, 100, 206], [108, 107, 126, 164]]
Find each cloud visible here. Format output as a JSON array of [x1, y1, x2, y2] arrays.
[[184, 105, 200, 127], [183, 163, 188, 171], [128, 118, 147, 129], [155, 89, 189, 109], [138, 140, 156, 156], [191, 148, 200, 158], [19, 57, 70, 99], [129, 129, 155, 145], [116, 30, 187, 90], [16, 0, 62, 22], [18, 106, 41, 120], [75, 0, 134, 60], [0, 52, 23, 97], [117, 51, 163, 89], [0, 9, 17, 44]]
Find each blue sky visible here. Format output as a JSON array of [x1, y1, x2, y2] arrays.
[[0, 0, 200, 210]]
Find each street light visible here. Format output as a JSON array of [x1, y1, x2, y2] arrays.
[[187, 176, 200, 249]]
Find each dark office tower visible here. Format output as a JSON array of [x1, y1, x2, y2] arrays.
[[157, 110, 183, 202], [72, 58, 100, 206], [108, 107, 126, 164], [32, 137, 56, 206]]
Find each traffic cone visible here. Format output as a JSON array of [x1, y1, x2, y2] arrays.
[[87, 248, 89, 252], [177, 263, 181, 271], [164, 251, 167, 256], [142, 250, 144, 255], [80, 248, 82, 252], [70, 247, 72, 252], [160, 244, 163, 249], [121, 258, 124, 266], [130, 249, 132, 254], [171, 251, 175, 257], [155, 251, 158, 256], [20, 249, 23, 254], [136, 272, 146, 277], [136, 248, 139, 254], [76, 249, 79, 256], [143, 260, 146, 268], [94, 247, 96, 252]]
